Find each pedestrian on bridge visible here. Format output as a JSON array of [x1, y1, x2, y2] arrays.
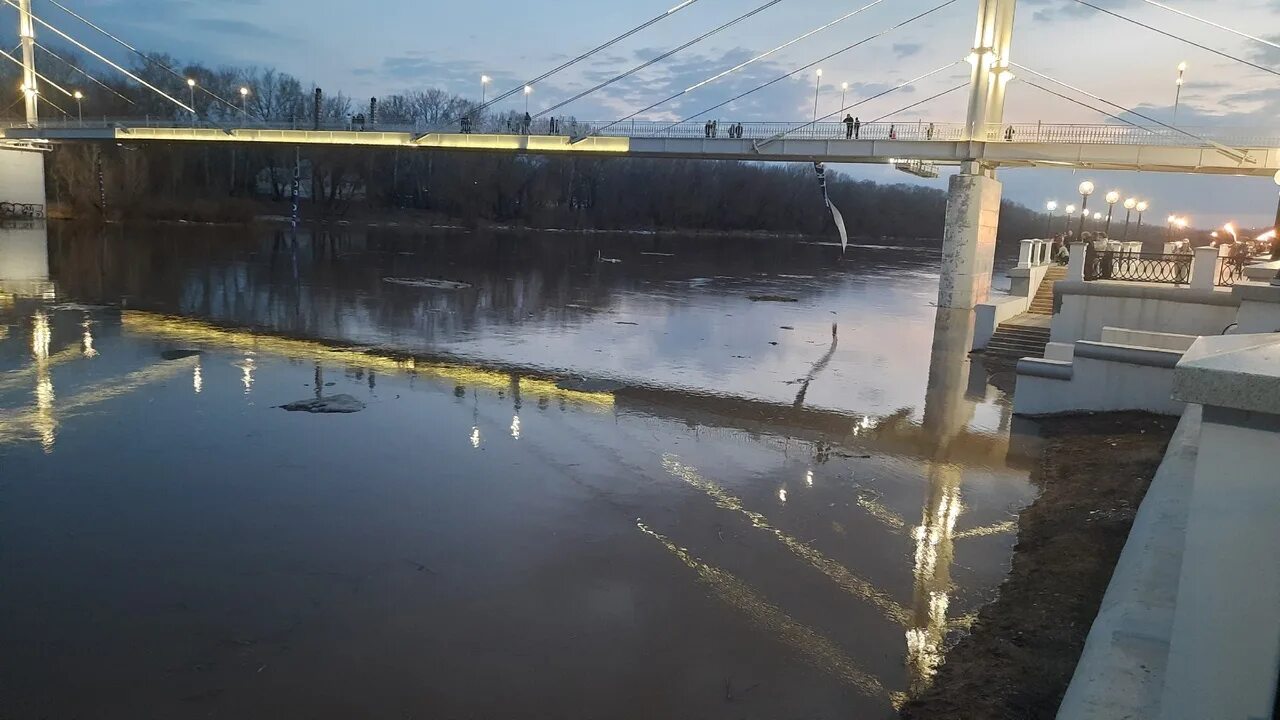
[[704, 120, 712, 138], [711, 120, 718, 138], [522, 112, 532, 135], [844, 114, 855, 139]]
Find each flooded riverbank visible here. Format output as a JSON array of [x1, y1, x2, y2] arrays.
[[2, 222, 1036, 718]]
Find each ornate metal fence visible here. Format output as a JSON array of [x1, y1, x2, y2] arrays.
[[1085, 250, 1192, 284], [1216, 257, 1250, 287]]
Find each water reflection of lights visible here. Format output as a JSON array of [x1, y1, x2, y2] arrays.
[[238, 355, 256, 394], [470, 426, 481, 448], [121, 312, 614, 410], [805, 469, 814, 487], [777, 486, 788, 503], [635, 520, 896, 706], [193, 364, 203, 394], [663, 455, 909, 625], [31, 311, 50, 360], [81, 317, 98, 358], [906, 466, 963, 692], [850, 416, 873, 436], [510, 415, 521, 440]]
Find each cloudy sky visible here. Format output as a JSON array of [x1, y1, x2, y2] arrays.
[[19, 0, 1280, 227]]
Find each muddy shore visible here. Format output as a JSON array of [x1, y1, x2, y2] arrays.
[[900, 412, 1177, 720]]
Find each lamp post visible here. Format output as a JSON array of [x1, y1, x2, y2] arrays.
[[481, 75, 490, 106], [523, 85, 531, 114], [1077, 180, 1095, 235], [840, 81, 848, 111], [1065, 204, 1076, 234], [73, 89, 82, 125], [1172, 61, 1187, 126], [239, 86, 249, 121], [1135, 200, 1149, 238], [1121, 197, 1137, 240], [1046, 200, 1058, 237], [187, 78, 196, 126], [1104, 190, 1120, 234], [813, 68, 823, 125]]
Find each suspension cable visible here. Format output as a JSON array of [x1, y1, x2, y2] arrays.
[[0, 46, 74, 97], [1067, 0, 1280, 78], [672, 2, 961, 128], [0, 0, 191, 112], [42, 0, 239, 112], [870, 82, 966, 123], [1011, 62, 1250, 160], [36, 41, 135, 105], [1138, 0, 1280, 52], [1014, 78, 1146, 129], [756, 61, 962, 146], [477, 0, 709, 114], [535, 0, 791, 118], [593, 0, 922, 135]]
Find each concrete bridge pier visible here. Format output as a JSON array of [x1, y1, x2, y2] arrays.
[[0, 145, 47, 214], [938, 162, 1002, 310]]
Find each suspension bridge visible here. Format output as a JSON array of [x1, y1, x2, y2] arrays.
[[0, 0, 1277, 309]]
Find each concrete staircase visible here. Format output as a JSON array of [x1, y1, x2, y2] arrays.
[[1027, 265, 1067, 315], [984, 320, 1052, 361]]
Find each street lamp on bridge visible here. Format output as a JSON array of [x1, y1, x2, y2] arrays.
[[1046, 200, 1058, 236], [523, 85, 532, 114], [73, 89, 82, 125], [481, 75, 490, 107], [186, 78, 196, 125], [1173, 62, 1187, 126], [1122, 197, 1137, 240], [813, 68, 823, 125], [1077, 181, 1095, 236], [1104, 190, 1120, 234], [239, 86, 250, 121]]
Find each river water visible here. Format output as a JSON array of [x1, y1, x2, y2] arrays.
[[0, 222, 1038, 719]]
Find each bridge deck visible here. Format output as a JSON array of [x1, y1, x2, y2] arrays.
[[4, 123, 1276, 176]]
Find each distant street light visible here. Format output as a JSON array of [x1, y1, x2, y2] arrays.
[[813, 68, 823, 125], [1104, 190, 1120, 234], [1135, 200, 1149, 237], [523, 85, 532, 114], [239, 86, 249, 121], [1046, 200, 1058, 236], [1271, 170, 1280, 284], [1122, 197, 1137, 240], [840, 81, 849, 111], [1077, 180, 1095, 235], [1173, 62, 1187, 126], [73, 89, 82, 125], [186, 78, 196, 126], [481, 74, 490, 106]]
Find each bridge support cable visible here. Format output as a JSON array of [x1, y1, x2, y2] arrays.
[[590, 0, 895, 135], [535, 0, 792, 118], [673, 2, 961, 128], [1137, 0, 1280, 53], [753, 61, 964, 148], [1014, 78, 1147, 131], [40, 0, 239, 113], [1011, 62, 1253, 162], [0, 0, 191, 112], [1067, 0, 1280, 79], [0, 45, 74, 97], [475, 0, 708, 116], [870, 82, 967, 123], [35, 41, 135, 105]]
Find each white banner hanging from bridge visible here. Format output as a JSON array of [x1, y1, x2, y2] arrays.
[[813, 162, 849, 252]]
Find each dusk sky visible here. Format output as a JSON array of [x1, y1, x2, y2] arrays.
[[20, 0, 1280, 227]]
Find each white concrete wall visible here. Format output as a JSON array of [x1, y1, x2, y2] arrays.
[[1014, 354, 1184, 416], [938, 172, 1001, 310], [1051, 282, 1238, 344], [0, 147, 46, 207], [1099, 327, 1199, 352], [1057, 405, 1202, 720], [1233, 284, 1280, 335]]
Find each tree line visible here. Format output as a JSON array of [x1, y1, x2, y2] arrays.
[[2, 47, 1157, 245]]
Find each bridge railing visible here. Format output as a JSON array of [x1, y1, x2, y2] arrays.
[[12, 117, 1280, 148]]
